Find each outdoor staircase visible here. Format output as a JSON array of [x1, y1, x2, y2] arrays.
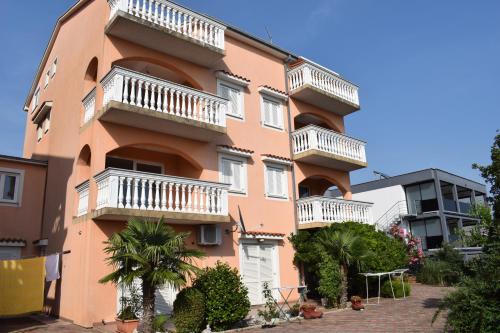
[[375, 200, 409, 233]]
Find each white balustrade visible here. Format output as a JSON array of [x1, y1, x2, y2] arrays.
[[101, 67, 227, 127], [292, 125, 366, 163], [108, 0, 226, 50], [82, 88, 96, 125], [76, 180, 90, 217], [297, 196, 372, 225], [94, 168, 229, 216], [288, 61, 359, 106]]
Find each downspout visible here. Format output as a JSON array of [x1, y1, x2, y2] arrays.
[[283, 56, 303, 287], [38, 161, 49, 256], [283, 56, 299, 234]]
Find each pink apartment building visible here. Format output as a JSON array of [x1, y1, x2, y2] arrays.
[[20, 0, 371, 327]]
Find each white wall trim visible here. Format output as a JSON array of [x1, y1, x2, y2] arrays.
[[216, 146, 253, 158], [258, 86, 288, 101], [215, 71, 249, 87]]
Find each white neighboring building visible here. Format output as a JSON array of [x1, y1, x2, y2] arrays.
[[328, 168, 487, 251]]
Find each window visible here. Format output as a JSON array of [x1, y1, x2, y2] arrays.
[[409, 218, 443, 250], [44, 70, 50, 88], [261, 97, 283, 130], [219, 154, 247, 194], [37, 125, 43, 142], [50, 58, 57, 78], [299, 185, 310, 198], [218, 81, 244, 119], [405, 182, 438, 215], [105, 156, 163, 174], [43, 112, 51, 133], [264, 164, 288, 199], [32, 87, 40, 112], [0, 170, 22, 204]]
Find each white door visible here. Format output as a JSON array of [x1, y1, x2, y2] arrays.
[[0, 247, 21, 260], [241, 243, 278, 305], [117, 280, 177, 315]]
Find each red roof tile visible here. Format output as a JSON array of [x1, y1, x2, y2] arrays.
[[243, 231, 285, 237], [262, 154, 293, 163], [218, 145, 254, 154], [216, 70, 250, 83], [259, 85, 287, 97]]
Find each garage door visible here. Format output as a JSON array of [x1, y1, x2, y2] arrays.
[[241, 243, 278, 305], [0, 247, 21, 260]]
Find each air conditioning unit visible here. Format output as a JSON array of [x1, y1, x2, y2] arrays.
[[198, 225, 221, 246]]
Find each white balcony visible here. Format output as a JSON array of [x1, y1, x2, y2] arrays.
[[106, 0, 226, 67], [93, 168, 230, 224], [292, 125, 367, 171], [82, 88, 96, 126], [297, 196, 373, 229], [288, 60, 360, 115], [76, 180, 90, 217], [99, 67, 227, 141]]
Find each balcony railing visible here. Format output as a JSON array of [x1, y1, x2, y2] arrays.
[[297, 196, 373, 226], [292, 125, 366, 164], [82, 88, 96, 125], [108, 0, 225, 51], [94, 168, 229, 217], [288, 61, 359, 106], [101, 67, 227, 127], [76, 180, 90, 217]]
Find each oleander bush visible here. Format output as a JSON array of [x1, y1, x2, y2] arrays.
[[173, 287, 206, 333], [316, 253, 342, 306], [381, 279, 411, 298]]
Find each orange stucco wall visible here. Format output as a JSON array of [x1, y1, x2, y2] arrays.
[[0, 159, 46, 257], [20, 0, 356, 327]]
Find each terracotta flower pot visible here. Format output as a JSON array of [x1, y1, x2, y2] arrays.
[[116, 318, 139, 333], [351, 296, 364, 311], [300, 304, 323, 319]]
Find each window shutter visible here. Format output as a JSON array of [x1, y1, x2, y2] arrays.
[[263, 99, 271, 125], [220, 84, 240, 117], [232, 161, 242, 190], [275, 169, 283, 196], [221, 158, 232, 184]]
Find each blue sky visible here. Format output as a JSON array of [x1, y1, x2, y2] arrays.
[[0, 0, 498, 186]]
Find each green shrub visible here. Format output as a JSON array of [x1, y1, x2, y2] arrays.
[[153, 314, 168, 332], [417, 259, 461, 286], [193, 261, 250, 331], [289, 222, 409, 298], [316, 253, 342, 306], [173, 287, 206, 333], [381, 279, 411, 298]]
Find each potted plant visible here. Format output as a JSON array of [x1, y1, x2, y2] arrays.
[[257, 282, 280, 328], [116, 285, 141, 333], [299, 304, 323, 319], [350, 296, 364, 311]]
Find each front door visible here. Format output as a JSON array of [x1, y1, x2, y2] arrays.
[[241, 243, 278, 305]]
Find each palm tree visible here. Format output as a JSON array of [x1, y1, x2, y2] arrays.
[[317, 228, 367, 307], [99, 217, 205, 333]]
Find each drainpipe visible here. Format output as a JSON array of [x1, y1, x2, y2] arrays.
[[283, 56, 303, 288], [283, 55, 299, 234]]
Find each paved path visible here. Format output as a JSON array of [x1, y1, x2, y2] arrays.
[[1, 284, 451, 333], [243, 284, 451, 333]]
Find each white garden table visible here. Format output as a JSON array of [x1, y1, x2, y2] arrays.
[[271, 285, 307, 320], [359, 269, 409, 304]]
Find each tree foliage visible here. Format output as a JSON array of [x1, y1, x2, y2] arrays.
[[99, 218, 204, 333]]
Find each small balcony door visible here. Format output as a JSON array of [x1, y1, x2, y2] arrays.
[[240, 242, 279, 305]]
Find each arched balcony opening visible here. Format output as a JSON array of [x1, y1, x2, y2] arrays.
[[92, 143, 230, 223], [298, 175, 347, 199], [112, 58, 201, 90], [294, 113, 339, 132], [82, 57, 98, 125], [75, 145, 92, 217]]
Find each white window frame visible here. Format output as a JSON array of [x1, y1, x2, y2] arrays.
[[218, 153, 248, 196], [50, 58, 57, 78], [217, 79, 245, 120], [44, 70, 50, 88], [260, 95, 284, 131], [43, 112, 51, 133], [32, 87, 40, 113], [0, 168, 24, 206], [263, 162, 288, 200]]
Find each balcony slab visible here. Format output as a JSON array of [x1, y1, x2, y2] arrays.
[[92, 207, 230, 224], [105, 11, 225, 68], [294, 149, 367, 171], [97, 100, 226, 142], [290, 84, 360, 116]]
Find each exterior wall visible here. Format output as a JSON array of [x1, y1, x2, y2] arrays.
[[0, 159, 46, 257], [350, 185, 406, 224], [21, 0, 301, 327]]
